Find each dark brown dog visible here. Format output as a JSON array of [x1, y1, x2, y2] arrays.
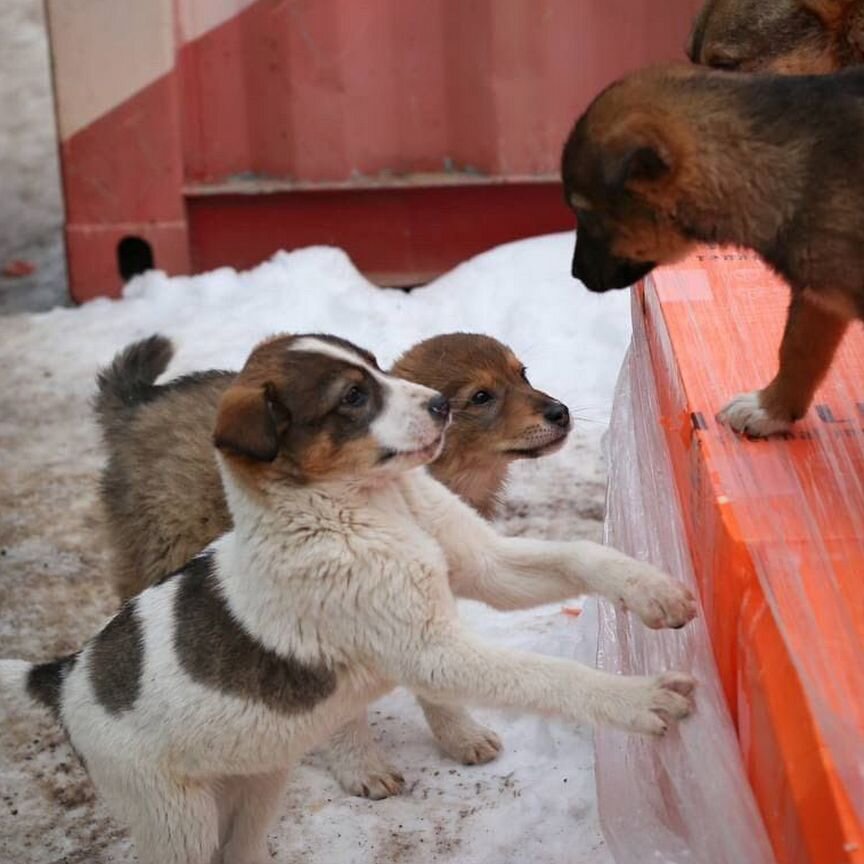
[[689, 0, 864, 73], [96, 332, 570, 599], [561, 62, 864, 437]]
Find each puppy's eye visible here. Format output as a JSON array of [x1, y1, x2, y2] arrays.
[[707, 52, 741, 70], [470, 390, 493, 405], [342, 386, 367, 407], [520, 367, 530, 384]]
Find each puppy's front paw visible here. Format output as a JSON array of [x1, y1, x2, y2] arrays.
[[327, 747, 405, 799], [614, 672, 696, 736], [717, 391, 793, 438], [620, 564, 697, 630]]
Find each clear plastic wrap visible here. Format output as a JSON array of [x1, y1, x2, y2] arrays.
[[596, 250, 864, 864], [597, 303, 776, 864]]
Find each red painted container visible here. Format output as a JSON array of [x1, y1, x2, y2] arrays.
[[46, 0, 702, 302]]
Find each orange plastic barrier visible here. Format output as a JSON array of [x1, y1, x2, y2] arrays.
[[639, 250, 864, 864]]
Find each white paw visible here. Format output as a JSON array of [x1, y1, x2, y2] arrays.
[[614, 672, 696, 736], [620, 564, 697, 630], [328, 748, 405, 799], [342, 765, 406, 800], [448, 726, 503, 766], [428, 713, 503, 765], [717, 391, 792, 438]]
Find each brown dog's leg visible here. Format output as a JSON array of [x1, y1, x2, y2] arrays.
[[719, 292, 849, 436]]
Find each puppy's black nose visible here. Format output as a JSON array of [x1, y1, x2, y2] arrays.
[[427, 394, 450, 421], [544, 402, 570, 428]]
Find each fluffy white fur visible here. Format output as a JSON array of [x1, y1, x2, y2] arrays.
[[1, 345, 697, 864]]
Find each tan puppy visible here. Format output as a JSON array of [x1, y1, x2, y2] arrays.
[[96, 333, 570, 600], [391, 333, 570, 518], [561, 63, 864, 437], [689, 0, 864, 73]]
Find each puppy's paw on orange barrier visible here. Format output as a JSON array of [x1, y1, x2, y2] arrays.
[[717, 391, 792, 437]]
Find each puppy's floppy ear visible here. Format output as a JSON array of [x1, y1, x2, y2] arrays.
[[800, 0, 855, 24], [598, 110, 679, 197], [214, 383, 287, 462], [605, 144, 671, 192]]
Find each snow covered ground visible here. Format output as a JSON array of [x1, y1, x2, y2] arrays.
[[0, 8, 639, 860], [0, 233, 634, 863]]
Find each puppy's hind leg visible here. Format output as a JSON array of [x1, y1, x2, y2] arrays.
[[417, 696, 502, 765], [218, 769, 289, 864], [324, 713, 405, 799], [119, 774, 220, 864]]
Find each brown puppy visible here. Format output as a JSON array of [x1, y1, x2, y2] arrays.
[[392, 333, 570, 518], [561, 62, 864, 437], [96, 332, 570, 599], [689, 0, 864, 73]]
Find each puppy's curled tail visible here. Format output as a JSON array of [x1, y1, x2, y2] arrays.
[[94, 334, 174, 423]]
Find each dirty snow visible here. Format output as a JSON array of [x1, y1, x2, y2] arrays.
[[0, 233, 634, 863]]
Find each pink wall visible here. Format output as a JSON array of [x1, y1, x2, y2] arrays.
[[179, 0, 704, 185]]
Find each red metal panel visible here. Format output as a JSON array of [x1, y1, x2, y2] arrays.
[[48, 0, 704, 300], [57, 71, 191, 303], [177, 0, 704, 183], [187, 179, 572, 285]]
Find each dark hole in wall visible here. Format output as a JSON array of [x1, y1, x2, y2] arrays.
[[117, 236, 154, 281]]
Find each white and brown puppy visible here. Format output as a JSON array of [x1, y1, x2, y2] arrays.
[[1, 334, 696, 864]]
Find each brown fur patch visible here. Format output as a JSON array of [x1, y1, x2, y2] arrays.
[[173, 552, 337, 713], [88, 600, 144, 715], [212, 335, 388, 489], [760, 293, 851, 421], [99, 368, 234, 599], [689, 0, 863, 73], [26, 655, 78, 717], [213, 384, 283, 463]]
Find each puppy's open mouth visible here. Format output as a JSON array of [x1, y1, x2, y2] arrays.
[[505, 431, 569, 459], [378, 434, 445, 465]]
